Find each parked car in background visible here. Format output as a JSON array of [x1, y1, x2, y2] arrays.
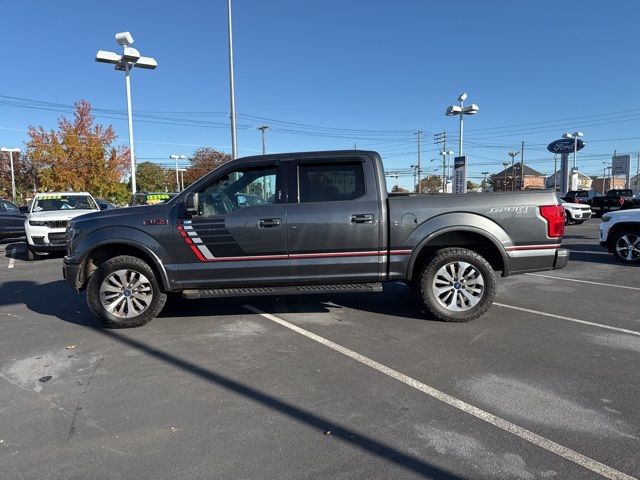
[[591, 189, 640, 216], [561, 190, 602, 207], [25, 192, 100, 260], [599, 209, 640, 264], [562, 202, 592, 225], [96, 198, 117, 210], [0, 200, 25, 239], [129, 192, 177, 206]]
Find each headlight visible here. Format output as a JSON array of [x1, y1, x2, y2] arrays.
[[29, 220, 47, 226], [602, 215, 611, 222]]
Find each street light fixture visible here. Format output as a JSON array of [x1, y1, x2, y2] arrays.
[[96, 32, 157, 194], [1, 147, 20, 202], [170, 155, 187, 191], [508, 151, 520, 191], [445, 92, 479, 158]]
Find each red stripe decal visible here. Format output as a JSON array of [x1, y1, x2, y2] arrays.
[[189, 244, 206, 261]]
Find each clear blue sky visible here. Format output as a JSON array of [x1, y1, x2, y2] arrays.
[[2, 0, 640, 189]]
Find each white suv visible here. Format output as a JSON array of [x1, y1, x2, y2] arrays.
[[25, 192, 100, 260], [562, 201, 592, 225], [599, 209, 640, 264]]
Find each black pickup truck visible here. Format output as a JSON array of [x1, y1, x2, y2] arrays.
[[591, 189, 640, 216], [63, 150, 568, 328]]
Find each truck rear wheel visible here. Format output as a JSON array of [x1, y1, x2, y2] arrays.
[[419, 248, 496, 323], [87, 255, 167, 328]]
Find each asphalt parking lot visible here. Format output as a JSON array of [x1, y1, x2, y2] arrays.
[[1, 220, 638, 480]]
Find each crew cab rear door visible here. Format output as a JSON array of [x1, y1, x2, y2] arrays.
[[286, 155, 383, 283], [174, 161, 289, 288]]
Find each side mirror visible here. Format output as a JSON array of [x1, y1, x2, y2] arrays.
[[19, 206, 29, 214], [184, 192, 198, 216], [99, 204, 108, 210]]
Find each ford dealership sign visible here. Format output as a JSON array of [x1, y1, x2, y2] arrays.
[[547, 138, 585, 154]]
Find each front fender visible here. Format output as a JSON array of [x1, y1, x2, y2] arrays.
[[74, 226, 172, 291], [405, 213, 511, 280]]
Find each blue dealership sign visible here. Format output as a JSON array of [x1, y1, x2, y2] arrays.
[[547, 138, 585, 154]]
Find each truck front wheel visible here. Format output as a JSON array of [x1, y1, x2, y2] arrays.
[[87, 255, 167, 328], [419, 248, 496, 323]]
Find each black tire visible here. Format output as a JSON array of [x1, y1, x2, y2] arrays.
[[594, 210, 602, 218], [27, 246, 38, 261], [87, 255, 167, 328], [611, 230, 640, 264], [419, 248, 496, 323], [564, 212, 572, 225]]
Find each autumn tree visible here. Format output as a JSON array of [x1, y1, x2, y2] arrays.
[[184, 147, 232, 187], [418, 174, 442, 193], [26, 100, 130, 202], [136, 162, 174, 192]]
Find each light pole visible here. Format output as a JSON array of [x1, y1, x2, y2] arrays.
[[563, 131, 584, 191], [481, 171, 489, 192], [227, 0, 238, 159], [170, 155, 187, 191], [606, 166, 612, 191], [502, 162, 510, 192], [415, 130, 423, 193], [178, 168, 187, 191], [96, 32, 157, 194], [1, 147, 19, 202], [440, 150, 453, 193], [508, 151, 520, 191]]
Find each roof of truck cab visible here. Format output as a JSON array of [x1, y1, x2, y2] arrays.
[[237, 150, 379, 162]]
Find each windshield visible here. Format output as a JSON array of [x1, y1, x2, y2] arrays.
[[32, 194, 98, 212]]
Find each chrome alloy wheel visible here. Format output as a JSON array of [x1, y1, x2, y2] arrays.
[[432, 261, 485, 312], [99, 269, 153, 318], [615, 234, 640, 262]]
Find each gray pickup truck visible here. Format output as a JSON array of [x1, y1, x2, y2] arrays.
[[63, 150, 568, 328]]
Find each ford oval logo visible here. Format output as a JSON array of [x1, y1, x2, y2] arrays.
[[547, 138, 585, 154]]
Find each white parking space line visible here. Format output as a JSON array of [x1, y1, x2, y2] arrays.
[[526, 273, 640, 291], [244, 304, 636, 480], [494, 303, 640, 337], [7, 246, 18, 269]]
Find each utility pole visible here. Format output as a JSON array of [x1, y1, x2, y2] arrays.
[[434, 132, 447, 193], [257, 125, 269, 155], [636, 152, 639, 188], [227, 0, 238, 159], [415, 130, 423, 193], [502, 162, 510, 192], [520, 141, 525, 190], [481, 171, 489, 192]]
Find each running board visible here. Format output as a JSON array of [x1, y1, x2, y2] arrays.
[[182, 283, 383, 299]]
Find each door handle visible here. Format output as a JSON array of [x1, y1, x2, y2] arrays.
[[350, 214, 374, 224], [259, 218, 282, 228]]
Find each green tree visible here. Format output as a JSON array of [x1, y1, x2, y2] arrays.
[[0, 150, 36, 203], [467, 180, 480, 191], [419, 175, 442, 193], [26, 100, 129, 200], [136, 162, 173, 192]]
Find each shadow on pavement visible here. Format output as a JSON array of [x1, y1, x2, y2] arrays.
[[0, 279, 463, 479]]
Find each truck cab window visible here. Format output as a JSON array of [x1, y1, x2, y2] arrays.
[[299, 163, 365, 203], [198, 166, 277, 216]]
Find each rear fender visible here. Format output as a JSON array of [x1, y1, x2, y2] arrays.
[[405, 213, 510, 280]]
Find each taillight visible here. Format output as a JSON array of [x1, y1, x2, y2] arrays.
[[619, 197, 625, 206], [540, 205, 565, 238], [574, 198, 580, 204]]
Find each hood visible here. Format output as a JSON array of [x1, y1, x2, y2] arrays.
[[602, 208, 640, 220], [562, 202, 590, 210], [27, 209, 99, 221], [70, 204, 174, 225]]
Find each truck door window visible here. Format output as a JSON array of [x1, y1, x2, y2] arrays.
[[298, 163, 365, 203], [198, 166, 277, 216]]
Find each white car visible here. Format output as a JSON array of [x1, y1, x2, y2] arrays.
[[599, 208, 640, 264], [25, 192, 100, 260], [562, 201, 592, 225]]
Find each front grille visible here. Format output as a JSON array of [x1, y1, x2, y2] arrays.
[[47, 220, 69, 229], [48, 232, 67, 245]]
